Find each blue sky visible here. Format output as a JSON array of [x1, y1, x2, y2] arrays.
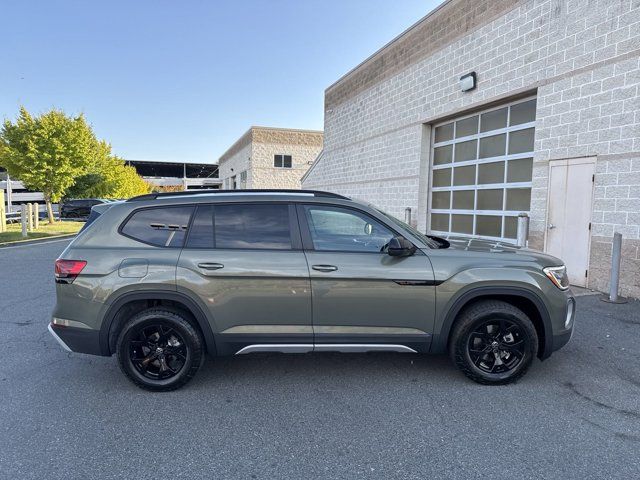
[[2, 0, 442, 163]]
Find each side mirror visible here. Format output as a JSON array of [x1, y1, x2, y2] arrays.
[[387, 236, 417, 257]]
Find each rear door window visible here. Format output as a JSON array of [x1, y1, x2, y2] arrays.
[[121, 206, 194, 247], [214, 204, 292, 250]]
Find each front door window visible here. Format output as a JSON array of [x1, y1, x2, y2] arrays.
[[304, 205, 394, 253]]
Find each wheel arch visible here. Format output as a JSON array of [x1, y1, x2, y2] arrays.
[[434, 287, 553, 359], [99, 290, 217, 357]]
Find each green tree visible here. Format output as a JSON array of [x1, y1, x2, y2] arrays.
[[66, 155, 150, 199], [0, 107, 100, 222]]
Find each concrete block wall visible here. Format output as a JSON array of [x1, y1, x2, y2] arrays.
[[303, 0, 640, 296], [219, 127, 322, 190], [219, 132, 252, 189], [251, 128, 323, 189]]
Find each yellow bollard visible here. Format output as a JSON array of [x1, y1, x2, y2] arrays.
[[21, 205, 27, 238], [27, 203, 34, 232], [0, 190, 6, 233], [33, 202, 39, 230]]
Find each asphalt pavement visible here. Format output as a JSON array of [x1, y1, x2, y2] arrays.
[[0, 239, 639, 479]]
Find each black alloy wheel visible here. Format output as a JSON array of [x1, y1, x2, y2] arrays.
[[116, 308, 204, 392], [129, 324, 188, 380], [467, 319, 528, 374], [450, 300, 538, 385]]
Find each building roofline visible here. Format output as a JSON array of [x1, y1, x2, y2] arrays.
[[218, 126, 324, 164], [218, 127, 253, 164], [250, 125, 324, 135], [324, 0, 522, 108], [300, 149, 323, 184], [125, 159, 218, 165], [325, 0, 452, 94]]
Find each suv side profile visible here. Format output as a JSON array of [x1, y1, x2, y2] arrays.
[[50, 190, 575, 391]]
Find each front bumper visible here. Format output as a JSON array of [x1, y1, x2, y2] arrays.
[[48, 322, 102, 355], [550, 294, 576, 353]]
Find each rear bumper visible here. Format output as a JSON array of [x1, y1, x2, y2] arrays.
[[48, 322, 103, 356]]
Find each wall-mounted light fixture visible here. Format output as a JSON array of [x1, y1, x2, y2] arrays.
[[460, 72, 477, 92]]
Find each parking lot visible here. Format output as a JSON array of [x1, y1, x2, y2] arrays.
[[0, 239, 639, 479]]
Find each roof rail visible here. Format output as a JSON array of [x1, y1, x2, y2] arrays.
[[127, 189, 350, 202]]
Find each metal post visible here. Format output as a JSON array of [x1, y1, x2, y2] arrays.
[[21, 205, 27, 238], [602, 232, 627, 303], [404, 207, 412, 226], [516, 213, 529, 247], [183, 164, 187, 191]]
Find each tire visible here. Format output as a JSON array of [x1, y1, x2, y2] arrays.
[[116, 308, 204, 392], [449, 300, 538, 385]]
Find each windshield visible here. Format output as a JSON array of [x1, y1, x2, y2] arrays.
[[375, 208, 445, 249]]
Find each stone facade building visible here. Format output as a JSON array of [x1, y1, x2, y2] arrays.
[[302, 0, 640, 297], [219, 127, 323, 190]]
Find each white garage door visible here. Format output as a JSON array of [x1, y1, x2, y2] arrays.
[[428, 97, 536, 241]]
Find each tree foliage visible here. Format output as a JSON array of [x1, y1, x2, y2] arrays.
[[0, 107, 149, 209], [66, 155, 149, 199], [0, 107, 99, 204]]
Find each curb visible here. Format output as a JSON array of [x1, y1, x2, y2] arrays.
[[0, 233, 77, 248]]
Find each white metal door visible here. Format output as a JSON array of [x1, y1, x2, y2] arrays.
[[546, 158, 595, 287]]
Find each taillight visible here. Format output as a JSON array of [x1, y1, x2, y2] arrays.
[[55, 259, 87, 284]]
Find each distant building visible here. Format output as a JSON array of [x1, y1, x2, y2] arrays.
[[125, 160, 221, 190], [218, 127, 323, 190], [1, 168, 44, 212]]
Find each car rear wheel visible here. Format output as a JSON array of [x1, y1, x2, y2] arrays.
[[116, 308, 204, 392], [449, 300, 538, 385]]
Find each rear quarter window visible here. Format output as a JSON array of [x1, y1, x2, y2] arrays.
[[121, 206, 194, 247]]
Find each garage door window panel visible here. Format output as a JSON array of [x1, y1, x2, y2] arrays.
[[429, 97, 536, 241]]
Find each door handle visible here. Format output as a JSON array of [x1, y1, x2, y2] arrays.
[[548, 223, 556, 230], [312, 264, 338, 272], [198, 262, 224, 270]]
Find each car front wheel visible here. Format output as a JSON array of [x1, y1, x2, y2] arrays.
[[116, 308, 204, 392], [449, 300, 538, 385]]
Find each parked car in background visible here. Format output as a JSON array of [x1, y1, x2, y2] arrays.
[[60, 198, 111, 219], [49, 190, 575, 391]]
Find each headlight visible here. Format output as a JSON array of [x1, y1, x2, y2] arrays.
[[543, 265, 570, 290]]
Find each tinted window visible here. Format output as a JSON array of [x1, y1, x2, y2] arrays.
[[304, 206, 394, 253], [274, 154, 292, 168], [121, 206, 193, 247], [214, 204, 291, 250], [186, 205, 214, 248]]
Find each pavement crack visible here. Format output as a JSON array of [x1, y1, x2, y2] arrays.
[[564, 382, 640, 421], [580, 417, 640, 443]]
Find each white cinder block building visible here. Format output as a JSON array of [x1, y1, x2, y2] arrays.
[[303, 0, 640, 297], [219, 126, 323, 190]]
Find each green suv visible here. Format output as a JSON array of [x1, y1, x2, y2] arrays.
[[49, 190, 575, 391]]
